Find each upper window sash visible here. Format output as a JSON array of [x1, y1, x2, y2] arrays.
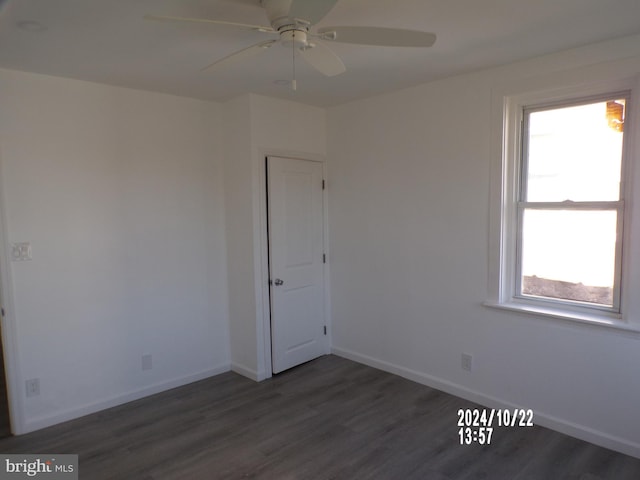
[[519, 93, 628, 204]]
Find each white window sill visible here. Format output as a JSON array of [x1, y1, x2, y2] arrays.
[[483, 300, 640, 334]]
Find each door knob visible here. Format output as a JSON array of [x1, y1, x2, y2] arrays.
[[274, 279, 284, 286]]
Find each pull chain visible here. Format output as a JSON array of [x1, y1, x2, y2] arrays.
[[292, 31, 297, 91]]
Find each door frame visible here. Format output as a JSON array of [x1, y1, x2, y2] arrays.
[[255, 149, 331, 380], [0, 152, 22, 434]]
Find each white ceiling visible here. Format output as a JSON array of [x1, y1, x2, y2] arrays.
[[1, 0, 640, 107]]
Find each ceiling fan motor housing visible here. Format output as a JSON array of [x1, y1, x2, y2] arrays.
[[261, 0, 297, 30], [261, 0, 311, 47]]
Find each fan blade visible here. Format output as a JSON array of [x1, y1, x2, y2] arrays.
[[288, 0, 339, 25], [317, 26, 436, 47], [202, 40, 277, 72], [144, 15, 275, 33], [298, 42, 346, 77]]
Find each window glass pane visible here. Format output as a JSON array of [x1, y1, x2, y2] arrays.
[[526, 99, 625, 202], [520, 209, 617, 306]]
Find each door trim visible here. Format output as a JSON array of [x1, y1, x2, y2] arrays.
[[255, 149, 330, 380], [0, 150, 22, 434]]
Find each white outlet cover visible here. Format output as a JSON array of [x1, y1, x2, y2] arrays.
[[461, 353, 473, 371], [142, 354, 153, 371], [25, 378, 40, 397], [11, 242, 32, 261]]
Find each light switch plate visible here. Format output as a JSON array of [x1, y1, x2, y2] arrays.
[[11, 242, 32, 261]]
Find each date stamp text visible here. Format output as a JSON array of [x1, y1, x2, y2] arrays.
[[457, 408, 534, 445]]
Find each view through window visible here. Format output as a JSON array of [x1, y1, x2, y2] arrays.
[[518, 96, 626, 309]]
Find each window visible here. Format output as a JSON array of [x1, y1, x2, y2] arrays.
[[486, 70, 640, 331], [515, 94, 628, 314]]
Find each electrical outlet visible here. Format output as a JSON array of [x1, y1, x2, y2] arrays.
[[142, 354, 153, 371], [25, 378, 40, 397], [461, 353, 473, 372], [11, 242, 32, 261]]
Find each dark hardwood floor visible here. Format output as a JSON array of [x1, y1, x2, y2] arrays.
[[0, 355, 638, 479]]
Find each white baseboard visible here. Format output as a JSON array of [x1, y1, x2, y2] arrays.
[[20, 363, 230, 435], [230, 362, 270, 382], [231, 362, 259, 381], [332, 346, 640, 459]]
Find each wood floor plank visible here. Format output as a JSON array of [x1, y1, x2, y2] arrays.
[[0, 355, 638, 479]]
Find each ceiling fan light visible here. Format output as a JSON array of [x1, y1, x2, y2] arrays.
[[279, 29, 308, 48], [319, 31, 337, 41]]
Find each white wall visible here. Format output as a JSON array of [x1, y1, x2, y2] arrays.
[[327, 35, 640, 457], [222, 95, 257, 379], [223, 93, 326, 380], [0, 69, 230, 433], [249, 94, 326, 154]]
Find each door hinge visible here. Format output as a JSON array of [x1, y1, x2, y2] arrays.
[[322, 179, 325, 190], [1, 307, 4, 317], [323, 253, 326, 264], [323, 325, 327, 335]]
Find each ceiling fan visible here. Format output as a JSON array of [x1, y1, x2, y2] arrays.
[[146, 0, 436, 89]]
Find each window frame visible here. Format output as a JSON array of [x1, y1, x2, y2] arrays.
[[490, 79, 639, 327], [514, 93, 629, 315]]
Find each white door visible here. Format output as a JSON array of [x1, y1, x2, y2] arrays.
[[268, 156, 327, 374]]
